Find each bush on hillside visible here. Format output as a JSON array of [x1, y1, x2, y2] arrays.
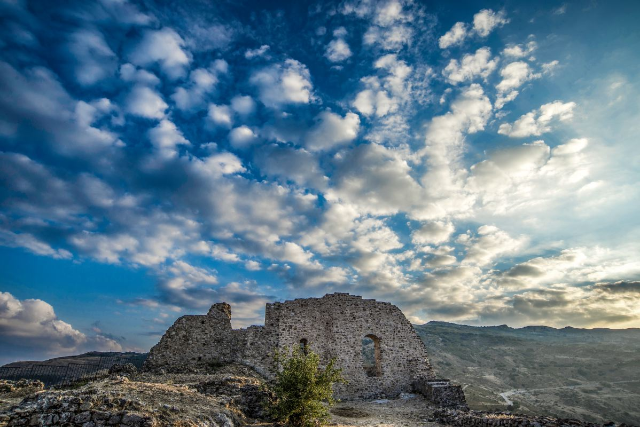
[[265, 346, 346, 427]]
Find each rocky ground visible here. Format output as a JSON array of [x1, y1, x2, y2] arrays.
[[0, 365, 630, 427], [0, 364, 446, 427], [0, 379, 46, 414], [0, 364, 263, 426]]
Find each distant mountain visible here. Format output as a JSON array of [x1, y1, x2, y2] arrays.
[[415, 321, 640, 425], [1, 352, 147, 369]]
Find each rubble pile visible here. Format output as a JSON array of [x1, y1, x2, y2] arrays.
[[0, 376, 240, 427], [0, 380, 44, 396]]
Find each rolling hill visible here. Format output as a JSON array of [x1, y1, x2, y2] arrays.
[[415, 321, 640, 425]]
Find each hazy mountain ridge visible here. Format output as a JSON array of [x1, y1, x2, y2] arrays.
[[1, 352, 147, 369], [416, 321, 640, 425]]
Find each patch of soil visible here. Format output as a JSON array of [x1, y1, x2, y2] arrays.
[[331, 406, 370, 418], [329, 394, 441, 427]]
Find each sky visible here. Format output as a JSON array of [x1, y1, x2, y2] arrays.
[[0, 0, 639, 365]]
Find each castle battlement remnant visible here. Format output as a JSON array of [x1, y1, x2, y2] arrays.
[[145, 293, 466, 404]]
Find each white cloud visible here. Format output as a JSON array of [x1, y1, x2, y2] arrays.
[[74, 99, 123, 149], [68, 28, 117, 86], [245, 44, 270, 59], [0, 292, 121, 363], [0, 230, 72, 260], [119, 63, 160, 86], [0, 62, 124, 154], [333, 26, 348, 37], [171, 64, 226, 111], [438, 9, 508, 49], [422, 83, 492, 162], [442, 47, 498, 84], [250, 59, 314, 108], [503, 41, 537, 58], [469, 140, 551, 192], [147, 119, 190, 159], [229, 125, 257, 148], [417, 84, 492, 220], [96, 0, 152, 25], [245, 260, 261, 271], [230, 95, 256, 115], [467, 138, 595, 216], [495, 61, 541, 108], [363, 24, 413, 51], [305, 111, 360, 151], [491, 246, 640, 293], [167, 260, 218, 284], [461, 225, 526, 266], [349, 0, 415, 51], [209, 245, 240, 262], [439, 22, 467, 49], [372, 0, 406, 26], [325, 38, 353, 62], [254, 145, 327, 189], [473, 9, 509, 37], [542, 60, 560, 74], [496, 61, 540, 93], [125, 85, 168, 119], [192, 152, 246, 178], [352, 89, 376, 116], [553, 4, 567, 15], [70, 217, 198, 267], [328, 143, 423, 216], [278, 241, 315, 266], [208, 104, 233, 127], [498, 100, 576, 137], [127, 28, 191, 79], [412, 221, 455, 245], [350, 54, 416, 124]]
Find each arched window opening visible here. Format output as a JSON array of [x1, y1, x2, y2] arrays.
[[299, 338, 308, 355], [362, 334, 382, 377]]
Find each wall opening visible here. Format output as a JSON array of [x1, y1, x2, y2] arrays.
[[299, 338, 308, 355], [362, 334, 382, 377]]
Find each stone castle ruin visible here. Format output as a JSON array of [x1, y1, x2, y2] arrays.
[[145, 293, 466, 405]]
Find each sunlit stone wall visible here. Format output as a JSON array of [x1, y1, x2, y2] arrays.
[[145, 293, 437, 399]]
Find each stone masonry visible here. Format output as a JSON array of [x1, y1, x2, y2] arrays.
[[145, 293, 462, 401]]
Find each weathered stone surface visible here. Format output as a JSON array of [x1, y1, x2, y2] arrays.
[[108, 364, 137, 377], [145, 293, 441, 399], [413, 378, 468, 408], [121, 412, 145, 426], [74, 411, 92, 423]]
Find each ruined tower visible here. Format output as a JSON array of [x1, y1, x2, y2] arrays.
[[145, 293, 464, 403]]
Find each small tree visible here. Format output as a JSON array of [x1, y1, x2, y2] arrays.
[[266, 346, 346, 427]]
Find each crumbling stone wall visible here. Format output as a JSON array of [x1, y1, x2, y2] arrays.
[[413, 379, 468, 408], [145, 303, 246, 371], [266, 293, 436, 398], [146, 293, 439, 399]]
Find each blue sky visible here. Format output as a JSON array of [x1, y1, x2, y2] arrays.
[[1, 0, 639, 364]]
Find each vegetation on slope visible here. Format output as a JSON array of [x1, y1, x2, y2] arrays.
[[415, 321, 640, 425]]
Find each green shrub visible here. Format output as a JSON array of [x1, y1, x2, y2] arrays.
[[265, 346, 346, 427]]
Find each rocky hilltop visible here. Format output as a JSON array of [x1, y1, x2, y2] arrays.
[[1, 363, 635, 427], [0, 364, 266, 427]]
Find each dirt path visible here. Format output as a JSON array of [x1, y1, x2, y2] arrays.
[[329, 394, 441, 427]]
